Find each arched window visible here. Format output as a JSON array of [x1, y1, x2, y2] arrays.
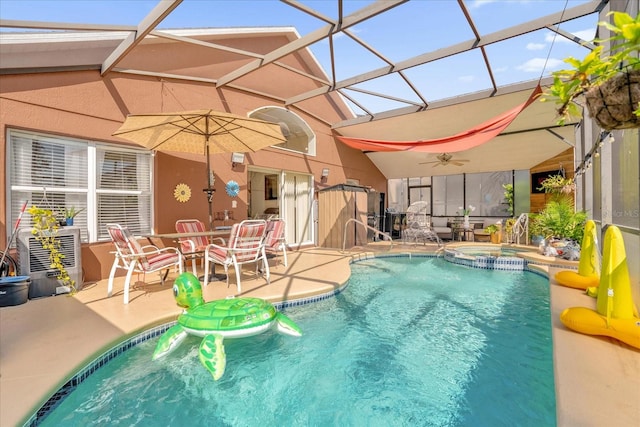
[[249, 107, 316, 156]]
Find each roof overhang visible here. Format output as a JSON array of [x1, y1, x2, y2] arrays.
[[1, 0, 608, 179], [334, 79, 578, 178]]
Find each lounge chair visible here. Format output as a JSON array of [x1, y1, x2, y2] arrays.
[[402, 202, 442, 246]]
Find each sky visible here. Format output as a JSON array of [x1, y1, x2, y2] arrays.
[[0, 0, 600, 113]]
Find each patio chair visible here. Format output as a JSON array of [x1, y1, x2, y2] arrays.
[[175, 219, 211, 275], [106, 224, 183, 304], [402, 201, 442, 246], [203, 219, 270, 293], [265, 218, 288, 267]]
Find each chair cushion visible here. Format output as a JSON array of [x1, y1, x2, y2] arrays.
[[207, 246, 230, 264], [214, 221, 266, 264], [265, 220, 285, 249], [176, 220, 209, 251], [431, 217, 448, 227], [145, 252, 181, 271]]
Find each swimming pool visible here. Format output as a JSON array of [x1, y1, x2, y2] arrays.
[[38, 256, 555, 426], [449, 245, 533, 257]]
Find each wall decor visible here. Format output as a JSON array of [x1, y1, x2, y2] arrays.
[[174, 183, 191, 202], [265, 175, 278, 200], [225, 180, 240, 197]]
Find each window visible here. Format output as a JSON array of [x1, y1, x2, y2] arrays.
[[611, 129, 639, 229], [96, 149, 152, 239], [387, 178, 408, 212], [408, 177, 431, 212], [465, 171, 511, 216], [7, 130, 153, 243], [395, 172, 513, 218], [249, 106, 316, 155], [432, 175, 463, 216]]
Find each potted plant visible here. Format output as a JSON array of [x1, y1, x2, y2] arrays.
[[27, 206, 77, 294], [528, 213, 545, 247], [458, 205, 476, 229], [60, 206, 84, 226], [541, 11, 639, 130], [530, 172, 586, 249], [536, 174, 575, 199], [529, 198, 587, 245], [484, 223, 501, 244]]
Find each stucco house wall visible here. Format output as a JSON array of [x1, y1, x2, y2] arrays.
[[0, 30, 387, 283]]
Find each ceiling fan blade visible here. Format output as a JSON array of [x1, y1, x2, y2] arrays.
[[450, 159, 470, 166]]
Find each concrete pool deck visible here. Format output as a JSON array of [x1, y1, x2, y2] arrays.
[[1, 244, 638, 426]]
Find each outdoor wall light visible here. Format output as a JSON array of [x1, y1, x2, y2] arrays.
[[231, 152, 245, 168], [321, 168, 330, 177]]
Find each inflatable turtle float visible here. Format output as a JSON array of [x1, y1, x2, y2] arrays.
[[152, 272, 302, 380]]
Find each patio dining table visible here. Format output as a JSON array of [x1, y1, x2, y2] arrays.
[[143, 229, 230, 241], [142, 229, 233, 281], [448, 220, 474, 242]]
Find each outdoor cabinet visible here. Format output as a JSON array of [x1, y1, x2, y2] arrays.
[[384, 212, 406, 240], [318, 184, 368, 249]]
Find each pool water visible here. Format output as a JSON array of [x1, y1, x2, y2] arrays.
[[40, 257, 555, 426]]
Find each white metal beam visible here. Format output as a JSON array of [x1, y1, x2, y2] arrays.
[[101, 0, 183, 76]]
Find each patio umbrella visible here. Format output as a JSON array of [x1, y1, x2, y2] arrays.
[[113, 110, 286, 230]]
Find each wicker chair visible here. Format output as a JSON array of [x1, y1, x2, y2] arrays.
[[402, 202, 442, 246]]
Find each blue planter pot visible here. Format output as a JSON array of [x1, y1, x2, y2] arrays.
[[531, 235, 544, 246]]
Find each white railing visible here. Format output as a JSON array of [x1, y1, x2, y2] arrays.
[[342, 218, 394, 253], [510, 213, 529, 245]]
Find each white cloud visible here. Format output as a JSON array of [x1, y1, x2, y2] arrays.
[[526, 42, 546, 51], [458, 75, 475, 83], [468, 0, 497, 9], [494, 66, 509, 73], [516, 58, 564, 73], [469, 0, 535, 9], [541, 58, 570, 72], [544, 29, 596, 44]]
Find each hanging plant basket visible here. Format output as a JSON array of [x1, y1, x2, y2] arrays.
[[584, 69, 640, 130]]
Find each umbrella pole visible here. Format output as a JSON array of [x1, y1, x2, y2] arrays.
[[205, 144, 215, 232], [201, 142, 226, 282]]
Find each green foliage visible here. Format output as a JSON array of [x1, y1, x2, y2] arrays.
[[502, 183, 514, 216], [484, 224, 500, 234], [529, 198, 587, 244], [540, 11, 640, 124], [504, 217, 516, 234], [60, 206, 84, 219], [536, 174, 575, 200], [28, 206, 77, 294]]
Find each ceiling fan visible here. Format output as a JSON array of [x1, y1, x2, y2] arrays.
[[420, 153, 470, 167]]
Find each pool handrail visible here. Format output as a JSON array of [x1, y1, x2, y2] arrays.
[[342, 218, 393, 253], [510, 213, 529, 245]]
